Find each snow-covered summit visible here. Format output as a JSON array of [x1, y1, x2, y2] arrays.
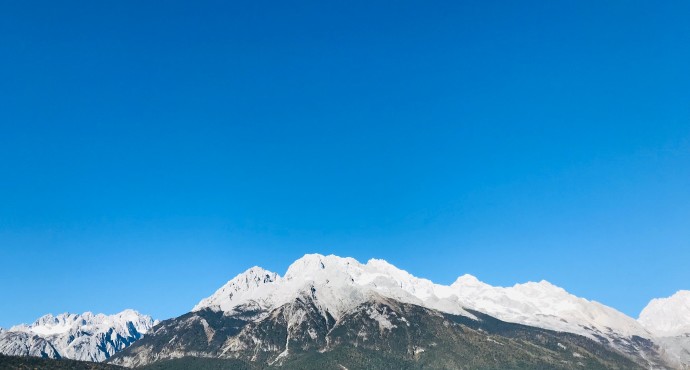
[[194, 254, 471, 319], [639, 290, 690, 337], [194, 266, 279, 313], [453, 274, 484, 287], [0, 309, 156, 362], [194, 253, 652, 342]]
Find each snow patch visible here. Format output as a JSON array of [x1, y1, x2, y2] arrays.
[[367, 307, 397, 332]]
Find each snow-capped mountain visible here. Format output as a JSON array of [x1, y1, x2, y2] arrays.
[[640, 290, 690, 337], [639, 291, 690, 367], [110, 254, 677, 369], [194, 254, 651, 343], [0, 309, 156, 362]]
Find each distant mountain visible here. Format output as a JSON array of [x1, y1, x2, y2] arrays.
[[0, 310, 156, 362], [108, 254, 675, 369]]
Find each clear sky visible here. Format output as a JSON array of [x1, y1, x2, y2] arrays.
[[1, 1, 689, 328]]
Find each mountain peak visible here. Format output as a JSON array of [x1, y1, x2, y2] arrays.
[[639, 290, 690, 337], [512, 279, 566, 295], [452, 274, 483, 287], [284, 253, 360, 279], [192, 265, 279, 312]]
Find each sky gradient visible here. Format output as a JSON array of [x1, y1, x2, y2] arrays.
[[1, 1, 690, 327]]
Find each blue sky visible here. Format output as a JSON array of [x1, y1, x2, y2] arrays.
[[1, 1, 689, 327]]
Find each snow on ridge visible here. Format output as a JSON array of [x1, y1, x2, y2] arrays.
[[193, 253, 653, 341], [8, 309, 156, 337], [453, 277, 650, 340]]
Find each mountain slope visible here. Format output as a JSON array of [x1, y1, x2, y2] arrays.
[[112, 294, 646, 369], [0, 310, 156, 362], [450, 274, 650, 340]]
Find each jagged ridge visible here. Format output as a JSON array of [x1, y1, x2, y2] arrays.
[[0, 310, 156, 362]]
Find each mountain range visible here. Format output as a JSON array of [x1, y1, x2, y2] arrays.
[[1, 254, 689, 369]]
